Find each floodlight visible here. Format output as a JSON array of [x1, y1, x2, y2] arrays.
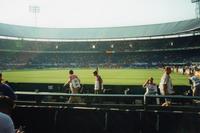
[[92, 45, 96, 49], [191, 0, 200, 18], [29, 5, 40, 26]]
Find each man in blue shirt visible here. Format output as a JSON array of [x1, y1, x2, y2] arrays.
[[189, 72, 200, 96], [0, 73, 16, 101]]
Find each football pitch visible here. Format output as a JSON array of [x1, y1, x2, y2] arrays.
[[3, 68, 189, 86]]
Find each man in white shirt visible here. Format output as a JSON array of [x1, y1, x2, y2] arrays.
[[159, 66, 175, 106], [93, 70, 103, 94]]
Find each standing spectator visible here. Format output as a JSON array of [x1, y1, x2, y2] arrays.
[[159, 66, 175, 107], [93, 70, 103, 94], [188, 72, 200, 96], [143, 77, 159, 104], [64, 70, 81, 103], [0, 73, 16, 101]]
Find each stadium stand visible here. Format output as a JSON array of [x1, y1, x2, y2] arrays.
[[0, 35, 200, 69], [0, 18, 200, 133]]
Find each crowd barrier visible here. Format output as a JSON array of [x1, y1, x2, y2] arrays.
[[15, 91, 200, 112]]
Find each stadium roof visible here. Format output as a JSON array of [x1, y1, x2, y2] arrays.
[[0, 19, 200, 41]]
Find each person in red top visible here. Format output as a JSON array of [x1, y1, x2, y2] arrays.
[[64, 70, 81, 103]]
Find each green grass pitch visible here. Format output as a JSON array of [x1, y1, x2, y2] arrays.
[[3, 68, 190, 86]]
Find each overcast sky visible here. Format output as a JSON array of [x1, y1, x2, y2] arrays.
[[0, 0, 196, 28]]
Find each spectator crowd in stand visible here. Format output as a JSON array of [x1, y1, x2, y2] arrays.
[[0, 35, 200, 69]]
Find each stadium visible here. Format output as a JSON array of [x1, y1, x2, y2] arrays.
[[0, 0, 200, 133]]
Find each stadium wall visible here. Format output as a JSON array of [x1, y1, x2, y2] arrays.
[[12, 106, 200, 133]]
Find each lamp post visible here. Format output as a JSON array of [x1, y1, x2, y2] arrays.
[[191, 0, 200, 18], [29, 5, 40, 27]]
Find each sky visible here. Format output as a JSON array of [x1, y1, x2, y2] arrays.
[[0, 0, 196, 28]]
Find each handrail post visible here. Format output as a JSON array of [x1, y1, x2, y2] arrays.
[[144, 95, 147, 111]]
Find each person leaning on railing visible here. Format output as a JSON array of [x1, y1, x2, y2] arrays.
[[188, 72, 200, 97], [143, 77, 159, 105]]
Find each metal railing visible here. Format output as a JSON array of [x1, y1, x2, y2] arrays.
[[15, 91, 200, 114]]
